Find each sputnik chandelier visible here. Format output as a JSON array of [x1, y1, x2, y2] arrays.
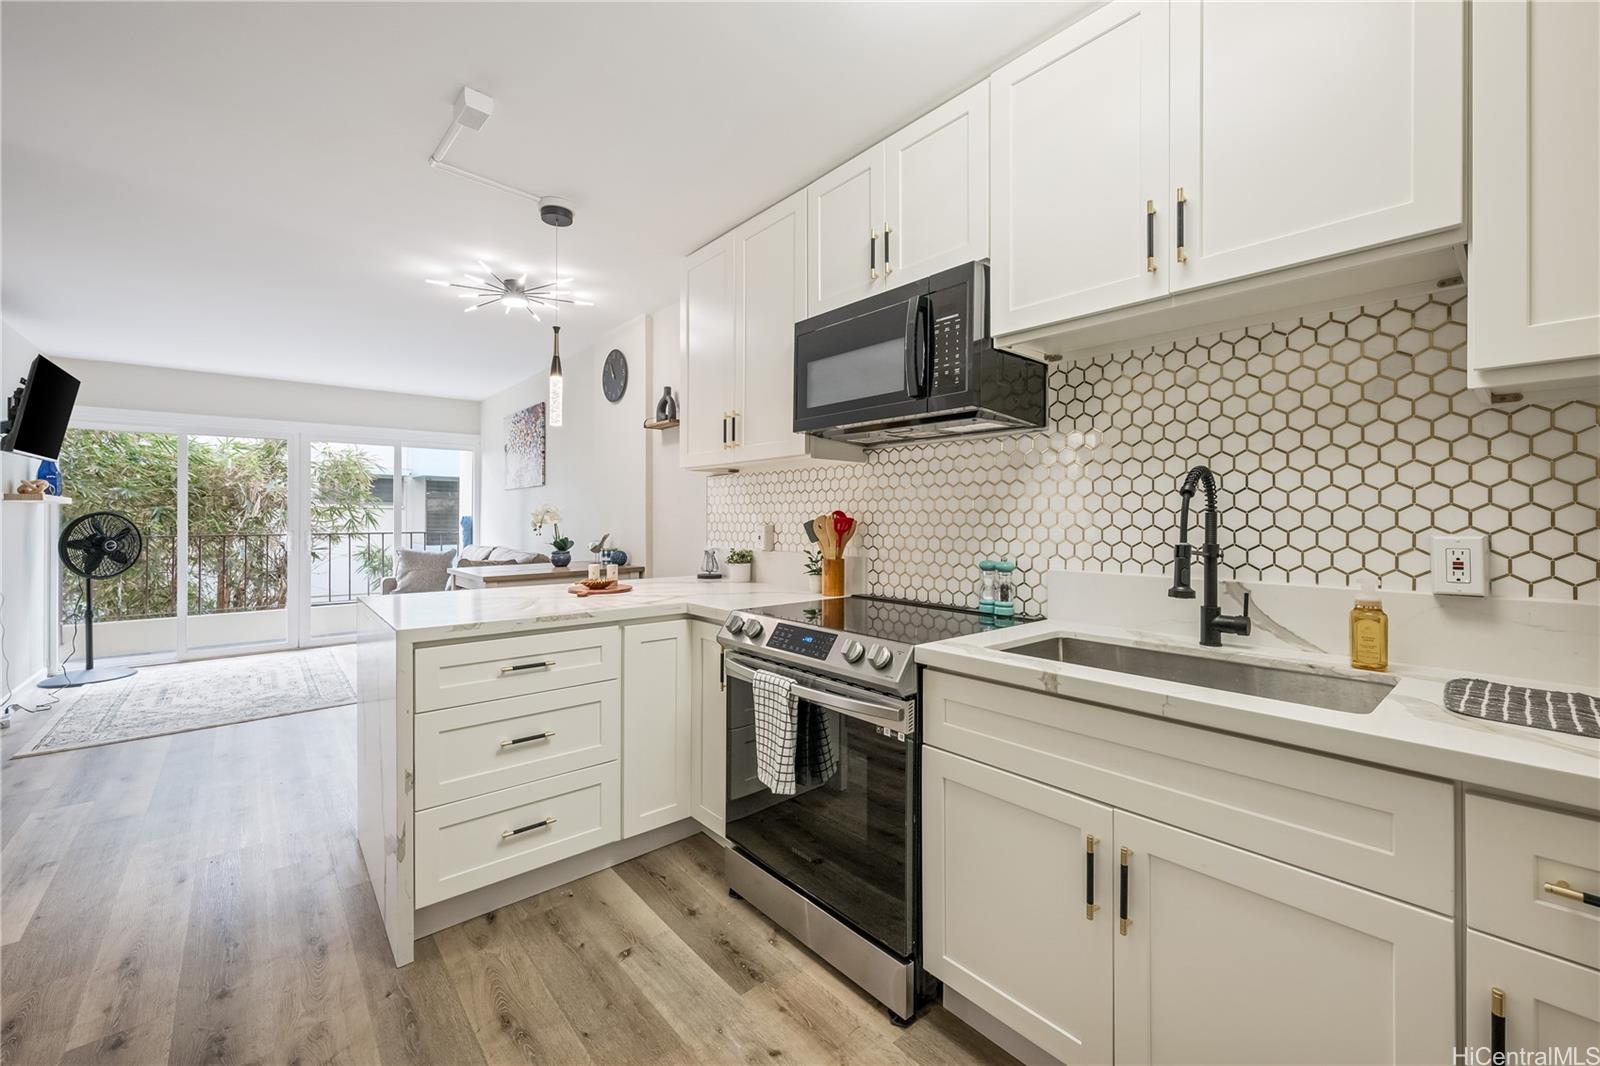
[[426, 262, 591, 319]]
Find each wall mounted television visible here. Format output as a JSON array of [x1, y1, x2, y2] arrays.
[[1, 355, 80, 461]]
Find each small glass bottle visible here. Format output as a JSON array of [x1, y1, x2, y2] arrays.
[[993, 561, 1017, 617], [977, 560, 997, 614], [1350, 577, 1388, 671]]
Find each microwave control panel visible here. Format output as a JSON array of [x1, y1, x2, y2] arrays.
[[928, 280, 971, 397]]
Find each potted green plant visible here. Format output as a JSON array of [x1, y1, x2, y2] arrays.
[[725, 548, 753, 583], [548, 530, 574, 568], [804, 549, 822, 593]]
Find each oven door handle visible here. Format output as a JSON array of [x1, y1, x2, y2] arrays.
[[724, 659, 912, 726]]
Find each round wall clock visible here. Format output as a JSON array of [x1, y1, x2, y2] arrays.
[[602, 348, 628, 403]]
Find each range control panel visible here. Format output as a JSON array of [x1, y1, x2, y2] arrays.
[[766, 623, 837, 660]]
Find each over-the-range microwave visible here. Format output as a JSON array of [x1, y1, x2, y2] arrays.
[[792, 262, 1046, 445]]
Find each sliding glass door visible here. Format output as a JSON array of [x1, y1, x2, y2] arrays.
[[185, 434, 291, 653], [305, 441, 396, 642]]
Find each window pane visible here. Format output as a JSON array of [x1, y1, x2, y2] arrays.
[[187, 435, 289, 650]]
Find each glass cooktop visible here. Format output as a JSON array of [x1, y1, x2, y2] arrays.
[[750, 595, 1029, 646]]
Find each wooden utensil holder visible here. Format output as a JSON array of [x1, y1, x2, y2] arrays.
[[821, 558, 844, 598]]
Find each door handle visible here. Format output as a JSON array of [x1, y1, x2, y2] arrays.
[[499, 660, 551, 675], [883, 225, 893, 274], [499, 731, 555, 749], [904, 295, 931, 398], [869, 229, 880, 280], [722, 414, 728, 447], [1544, 880, 1600, 907], [730, 411, 738, 446], [1490, 988, 1505, 1058], [1146, 200, 1157, 272], [1085, 835, 1099, 920], [1119, 847, 1132, 935], [1176, 188, 1188, 264]]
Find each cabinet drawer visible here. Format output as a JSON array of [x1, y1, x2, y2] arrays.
[[414, 761, 620, 907], [414, 626, 620, 712], [1466, 795, 1600, 968], [414, 681, 620, 809], [925, 670, 1454, 911]]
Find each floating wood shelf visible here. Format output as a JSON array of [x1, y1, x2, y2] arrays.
[[642, 418, 680, 431], [3, 493, 72, 504]]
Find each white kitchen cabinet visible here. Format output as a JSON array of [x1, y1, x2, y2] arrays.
[[1468, 0, 1600, 394], [680, 234, 739, 469], [621, 620, 692, 837], [1168, 0, 1463, 292], [1112, 812, 1454, 1065], [884, 82, 989, 287], [806, 144, 885, 316], [689, 621, 726, 836], [1465, 931, 1600, 1061], [732, 190, 808, 463], [990, 1, 1169, 334], [923, 747, 1114, 1065]]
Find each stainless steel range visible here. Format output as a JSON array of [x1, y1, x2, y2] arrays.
[[716, 595, 1014, 1025]]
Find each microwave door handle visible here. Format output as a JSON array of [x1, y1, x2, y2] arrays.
[[904, 294, 931, 398]]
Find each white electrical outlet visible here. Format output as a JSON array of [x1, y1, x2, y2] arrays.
[[1431, 533, 1488, 596]]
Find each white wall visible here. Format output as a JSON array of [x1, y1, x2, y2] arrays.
[[53, 356, 479, 435], [478, 316, 650, 565], [646, 301, 708, 576], [1, 323, 55, 698]]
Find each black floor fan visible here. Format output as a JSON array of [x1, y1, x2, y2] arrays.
[[40, 511, 144, 689]]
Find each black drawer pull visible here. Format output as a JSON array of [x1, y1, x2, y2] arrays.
[[1491, 988, 1505, 1058], [1119, 847, 1131, 936], [499, 731, 555, 749], [1176, 188, 1188, 264], [884, 225, 893, 274], [1544, 880, 1600, 907], [1085, 835, 1099, 920], [499, 660, 551, 676], [1146, 200, 1156, 272], [501, 817, 557, 841]]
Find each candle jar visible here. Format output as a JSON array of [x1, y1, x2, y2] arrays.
[[588, 563, 602, 581], [606, 562, 619, 582]]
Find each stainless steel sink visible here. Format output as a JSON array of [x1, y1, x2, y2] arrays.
[[1002, 636, 1396, 714]]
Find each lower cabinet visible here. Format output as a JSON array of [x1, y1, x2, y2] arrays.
[[923, 746, 1454, 1065], [621, 620, 692, 837], [1465, 931, 1600, 1060], [689, 621, 726, 835]]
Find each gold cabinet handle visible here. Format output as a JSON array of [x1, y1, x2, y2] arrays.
[[1176, 188, 1188, 263], [499, 731, 555, 749], [1146, 200, 1157, 272], [1490, 988, 1506, 1057], [1085, 835, 1099, 919], [1119, 847, 1132, 935], [1544, 880, 1600, 907], [501, 817, 557, 840]]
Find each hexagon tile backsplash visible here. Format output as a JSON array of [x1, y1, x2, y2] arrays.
[[706, 291, 1600, 615]]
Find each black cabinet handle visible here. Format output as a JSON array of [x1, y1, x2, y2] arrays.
[[501, 816, 557, 841], [884, 226, 893, 274], [1176, 188, 1188, 264], [1146, 200, 1156, 272], [1119, 847, 1131, 935], [869, 229, 879, 279], [1085, 835, 1099, 920], [1491, 988, 1505, 1058], [1545, 880, 1600, 907], [730, 412, 737, 444], [722, 414, 729, 447], [499, 730, 555, 749]]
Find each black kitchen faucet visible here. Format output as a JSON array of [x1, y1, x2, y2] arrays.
[[1168, 464, 1253, 647]]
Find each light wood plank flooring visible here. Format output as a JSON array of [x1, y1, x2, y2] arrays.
[[1, 690, 1014, 1065]]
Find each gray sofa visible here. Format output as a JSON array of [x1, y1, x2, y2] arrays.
[[380, 543, 551, 594]]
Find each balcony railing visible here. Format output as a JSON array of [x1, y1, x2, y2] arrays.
[[64, 530, 452, 623]]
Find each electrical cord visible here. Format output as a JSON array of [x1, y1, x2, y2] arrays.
[[0, 590, 74, 716]]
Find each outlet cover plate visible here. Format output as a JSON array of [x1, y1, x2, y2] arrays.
[[1432, 533, 1488, 596]]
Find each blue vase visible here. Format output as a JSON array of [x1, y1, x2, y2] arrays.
[[607, 549, 628, 567], [550, 549, 572, 568], [36, 459, 60, 495]]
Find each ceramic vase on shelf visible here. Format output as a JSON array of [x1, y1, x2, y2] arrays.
[[654, 386, 678, 422]]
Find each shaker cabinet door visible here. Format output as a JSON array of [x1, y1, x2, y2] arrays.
[[884, 81, 988, 288], [733, 189, 808, 462], [806, 144, 886, 316], [680, 234, 738, 470]]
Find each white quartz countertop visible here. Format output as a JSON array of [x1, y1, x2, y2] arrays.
[[359, 577, 815, 642], [917, 619, 1600, 812]]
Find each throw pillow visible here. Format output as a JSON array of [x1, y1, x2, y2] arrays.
[[392, 547, 454, 593]]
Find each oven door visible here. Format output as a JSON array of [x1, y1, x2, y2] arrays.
[[793, 278, 932, 434], [723, 656, 918, 959]]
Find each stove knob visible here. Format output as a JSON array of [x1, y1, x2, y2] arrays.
[[867, 645, 894, 671], [842, 640, 865, 664], [742, 618, 764, 639], [725, 615, 745, 635]]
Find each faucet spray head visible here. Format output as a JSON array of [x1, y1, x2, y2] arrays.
[[1168, 543, 1196, 598]]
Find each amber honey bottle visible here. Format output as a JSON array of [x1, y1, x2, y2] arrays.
[[1349, 577, 1389, 671]]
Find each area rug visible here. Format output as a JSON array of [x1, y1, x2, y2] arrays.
[[16, 647, 355, 757]]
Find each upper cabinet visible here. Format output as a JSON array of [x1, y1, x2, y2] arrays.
[[883, 83, 990, 287], [990, 1, 1169, 334], [1167, 0, 1463, 292], [679, 234, 739, 470], [809, 83, 990, 317], [992, 0, 1466, 350], [1467, 0, 1600, 396]]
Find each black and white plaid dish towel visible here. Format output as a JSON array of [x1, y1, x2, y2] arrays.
[[753, 670, 839, 794], [1444, 678, 1600, 738]]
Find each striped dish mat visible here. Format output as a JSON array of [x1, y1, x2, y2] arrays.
[[1443, 678, 1599, 738]]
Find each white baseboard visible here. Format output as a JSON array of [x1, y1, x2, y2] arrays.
[[3, 665, 47, 708], [413, 818, 704, 939]]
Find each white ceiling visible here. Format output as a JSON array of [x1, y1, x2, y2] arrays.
[[1, 1, 1088, 401]]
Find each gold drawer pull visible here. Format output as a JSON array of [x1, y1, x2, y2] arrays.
[[499, 731, 555, 749], [499, 660, 551, 675], [501, 817, 557, 840], [1543, 880, 1600, 908]]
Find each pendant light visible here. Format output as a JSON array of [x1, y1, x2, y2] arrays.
[[548, 324, 563, 427]]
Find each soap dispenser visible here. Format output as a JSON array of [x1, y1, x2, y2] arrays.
[[1349, 578, 1388, 671]]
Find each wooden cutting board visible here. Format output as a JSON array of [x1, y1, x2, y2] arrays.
[[567, 583, 635, 597]]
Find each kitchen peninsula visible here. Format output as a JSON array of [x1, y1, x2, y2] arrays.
[[355, 577, 813, 965]]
